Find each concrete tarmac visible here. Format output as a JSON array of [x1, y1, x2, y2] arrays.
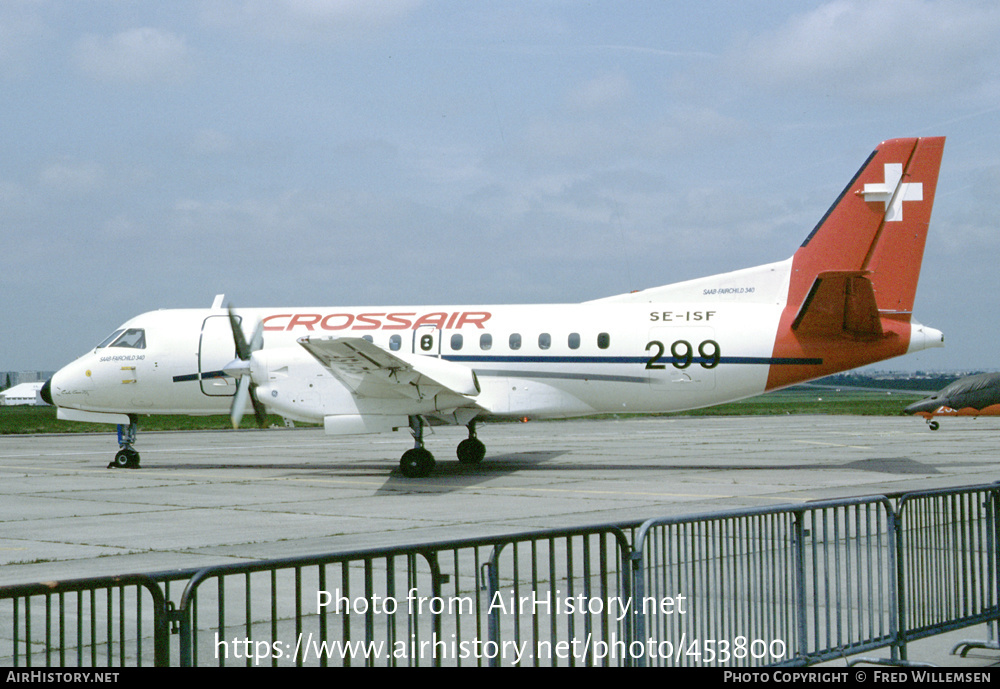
[[2, 414, 1000, 583], [2, 414, 999, 667]]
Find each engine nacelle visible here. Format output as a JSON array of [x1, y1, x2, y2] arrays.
[[250, 345, 346, 422], [323, 414, 408, 435]]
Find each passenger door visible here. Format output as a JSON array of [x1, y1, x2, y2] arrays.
[[198, 316, 237, 396]]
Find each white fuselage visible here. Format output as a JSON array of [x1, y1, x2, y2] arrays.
[[48, 259, 800, 426], [51, 251, 945, 431], [49, 300, 777, 421]]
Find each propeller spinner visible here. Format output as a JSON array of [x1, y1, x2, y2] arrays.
[[224, 306, 267, 429]]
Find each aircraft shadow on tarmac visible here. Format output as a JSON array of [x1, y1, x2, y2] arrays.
[[156, 453, 940, 495]]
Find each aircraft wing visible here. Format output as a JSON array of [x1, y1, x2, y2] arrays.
[[297, 336, 482, 403]]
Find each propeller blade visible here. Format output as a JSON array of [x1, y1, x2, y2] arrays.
[[248, 319, 264, 353], [231, 376, 251, 429], [228, 305, 251, 360], [226, 304, 266, 428]]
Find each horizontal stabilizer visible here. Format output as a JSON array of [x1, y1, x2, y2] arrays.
[[791, 271, 883, 338]]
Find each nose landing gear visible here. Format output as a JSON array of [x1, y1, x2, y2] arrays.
[[108, 418, 141, 469]]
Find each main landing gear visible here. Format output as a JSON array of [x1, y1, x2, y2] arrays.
[[109, 417, 141, 469], [400, 416, 435, 478], [457, 420, 486, 465], [399, 417, 487, 478]]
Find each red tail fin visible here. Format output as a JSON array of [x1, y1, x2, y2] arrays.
[[767, 137, 945, 390]]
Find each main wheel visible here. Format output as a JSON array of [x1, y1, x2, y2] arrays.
[[400, 447, 435, 478], [457, 438, 486, 464], [928, 421, 940, 431]]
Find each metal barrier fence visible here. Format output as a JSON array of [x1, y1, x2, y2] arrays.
[[629, 497, 897, 666], [0, 574, 174, 667], [2, 484, 998, 667], [174, 525, 636, 667], [894, 485, 1000, 661]]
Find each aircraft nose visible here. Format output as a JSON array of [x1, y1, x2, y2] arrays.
[[40, 378, 53, 405], [40, 363, 92, 408], [904, 397, 938, 415]]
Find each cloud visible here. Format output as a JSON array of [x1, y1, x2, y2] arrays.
[[201, 0, 423, 42], [73, 28, 191, 84], [567, 72, 632, 111], [512, 105, 747, 169], [39, 160, 105, 194], [188, 129, 237, 156], [727, 0, 1000, 103], [0, 6, 49, 78]]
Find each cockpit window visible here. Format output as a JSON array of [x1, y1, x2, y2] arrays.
[[99, 328, 146, 349], [97, 330, 125, 348]]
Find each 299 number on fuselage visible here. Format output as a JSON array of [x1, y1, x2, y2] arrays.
[[645, 340, 721, 370]]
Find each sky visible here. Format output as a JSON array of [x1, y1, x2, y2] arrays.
[[2, 0, 999, 374]]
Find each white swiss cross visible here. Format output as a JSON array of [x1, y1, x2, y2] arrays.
[[862, 163, 923, 222]]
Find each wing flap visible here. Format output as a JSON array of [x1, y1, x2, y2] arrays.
[[297, 336, 481, 400]]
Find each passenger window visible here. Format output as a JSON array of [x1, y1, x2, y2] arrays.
[[451, 334, 463, 351], [509, 333, 521, 350], [480, 333, 492, 350], [108, 328, 146, 349], [362, 335, 374, 343], [568, 333, 580, 350], [538, 333, 551, 350], [597, 332, 610, 349], [389, 334, 402, 351]]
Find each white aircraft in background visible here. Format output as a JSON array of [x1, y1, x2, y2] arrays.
[[42, 137, 946, 477]]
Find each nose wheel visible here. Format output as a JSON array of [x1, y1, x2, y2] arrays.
[[111, 447, 140, 469], [108, 419, 141, 469]]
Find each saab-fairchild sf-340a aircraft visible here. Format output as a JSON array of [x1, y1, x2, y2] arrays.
[[42, 137, 946, 477]]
